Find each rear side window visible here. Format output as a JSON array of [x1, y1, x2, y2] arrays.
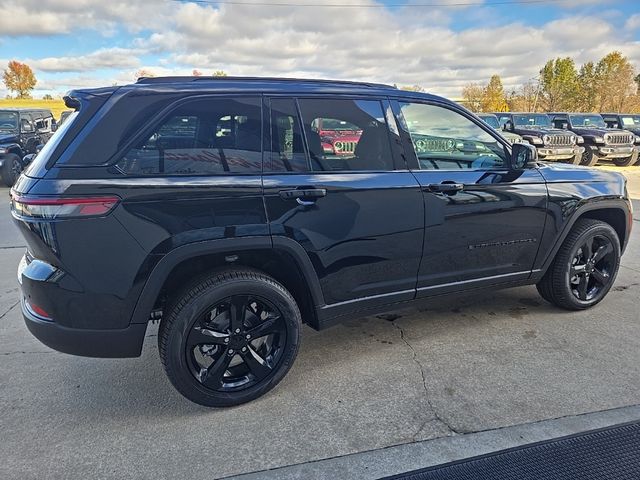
[[117, 97, 262, 175], [298, 98, 394, 171]]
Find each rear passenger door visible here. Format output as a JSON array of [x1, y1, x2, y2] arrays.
[[392, 100, 548, 296], [263, 97, 424, 320]]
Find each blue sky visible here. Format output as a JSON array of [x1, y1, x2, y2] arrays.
[[1, 0, 639, 98]]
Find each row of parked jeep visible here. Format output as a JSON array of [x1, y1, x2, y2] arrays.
[[0, 108, 74, 187], [479, 112, 640, 167]]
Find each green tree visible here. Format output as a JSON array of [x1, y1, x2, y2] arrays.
[[481, 75, 508, 112], [212, 70, 227, 77], [575, 61, 598, 112], [42, 94, 53, 100], [2, 60, 37, 99], [539, 57, 579, 111], [594, 51, 637, 112]]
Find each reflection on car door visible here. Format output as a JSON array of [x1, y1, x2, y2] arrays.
[[263, 96, 424, 323], [392, 100, 548, 296]]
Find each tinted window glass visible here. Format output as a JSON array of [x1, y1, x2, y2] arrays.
[[117, 97, 262, 175], [298, 98, 393, 171], [399, 103, 507, 170], [269, 98, 308, 172]]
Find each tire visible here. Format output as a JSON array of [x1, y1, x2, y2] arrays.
[[580, 148, 600, 167], [613, 149, 638, 167], [159, 268, 301, 407], [0, 153, 22, 187], [536, 219, 620, 310]]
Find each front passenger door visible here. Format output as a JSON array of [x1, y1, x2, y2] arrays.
[[393, 101, 548, 296]]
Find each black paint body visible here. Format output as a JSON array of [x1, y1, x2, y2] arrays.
[[10, 78, 632, 357]]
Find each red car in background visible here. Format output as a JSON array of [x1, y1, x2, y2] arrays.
[[313, 117, 363, 156]]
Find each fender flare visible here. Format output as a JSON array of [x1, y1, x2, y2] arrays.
[[535, 198, 631, 277], [129, 235, 325, 324], [1, 143, 24, 158]]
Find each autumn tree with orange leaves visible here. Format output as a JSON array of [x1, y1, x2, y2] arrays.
[[3, 60, 36, 98]]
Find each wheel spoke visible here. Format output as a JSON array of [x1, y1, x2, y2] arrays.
[[577, 275, 589, 300], [199, 350, 232, 389], [229, 295, 249, 332], [591, 268, 609, 286], [591, 243, 613, 264], [247, 314, 282, 339], [241, 346, 272, 380], [189, 326, 229, 347]]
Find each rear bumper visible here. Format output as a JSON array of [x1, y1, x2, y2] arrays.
[[22, 297, 147, 358]]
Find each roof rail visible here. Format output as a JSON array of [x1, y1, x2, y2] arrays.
[[135, 75, 394, 89]]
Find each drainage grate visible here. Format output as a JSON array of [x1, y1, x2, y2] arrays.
[[381, 421, 640, 480]]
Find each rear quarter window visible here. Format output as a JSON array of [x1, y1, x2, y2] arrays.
[[116, 97, 263, 175]]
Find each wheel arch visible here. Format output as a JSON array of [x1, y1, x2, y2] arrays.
[[538, 200, 631, 276], [130, 236, 325, 329]]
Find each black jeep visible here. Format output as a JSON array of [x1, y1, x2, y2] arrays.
[[549, 113, 637, 167], [0, 108, 56, 187], [496, 112, 584, 164], [601, 113, 640, 166], [11, 77, 632, 407]]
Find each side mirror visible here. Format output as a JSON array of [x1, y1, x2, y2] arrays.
[[51, 121, 58, 132], [21, 120, 34, 133], [511, 142, 537, 169], [504, 120, 514, 132], [22, 153, 36, 165]]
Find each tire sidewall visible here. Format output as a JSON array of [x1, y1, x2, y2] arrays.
[[163, 276, 301, 407], [1, 154, 21, 187]]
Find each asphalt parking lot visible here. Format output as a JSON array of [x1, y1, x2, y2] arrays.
[[1, 167, 640, 480]]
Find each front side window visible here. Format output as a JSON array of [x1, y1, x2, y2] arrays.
[[399, 102, 507, 170], [513, 114, 551, 127], [621, 115, 640, 128], [479, 115, 500, 129], [117, 97, 262, 175], [298, 98, 394, 171], [569, 114, 606, 128]]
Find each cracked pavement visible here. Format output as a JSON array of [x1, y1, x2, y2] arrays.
[[1, 168, 640, 480]]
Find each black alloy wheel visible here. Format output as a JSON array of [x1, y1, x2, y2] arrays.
[[536, 219, 621, 310], [568, 235, 615, 302], [185, 295, 287, 392], [159, 269, 301, 407]]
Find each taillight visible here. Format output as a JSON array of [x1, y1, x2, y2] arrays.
[[11, 194, 120, 219]]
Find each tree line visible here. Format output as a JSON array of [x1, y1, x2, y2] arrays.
[[461, 51, 640, 114]]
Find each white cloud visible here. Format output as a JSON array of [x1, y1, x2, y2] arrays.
[[1, 1, 639, 99], [626, 14, 640, 31]]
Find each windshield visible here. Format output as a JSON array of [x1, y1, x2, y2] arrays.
[[621, 115, 640, 128], [569, 114, 606, 128], [0, 111, 18, 132], [513, 114, 551, 127], [479, 115, 500, 129]]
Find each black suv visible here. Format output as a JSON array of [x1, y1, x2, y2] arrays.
[[0, 108, 56, 187], [549, 113, 637, 167], [496, 112, 584, 164], [601, 113, 640, 166], [11, 77, 632, 407]]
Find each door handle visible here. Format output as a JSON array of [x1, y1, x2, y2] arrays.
[[279, 188, 327, 205], [427, 182, 464, 194]]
